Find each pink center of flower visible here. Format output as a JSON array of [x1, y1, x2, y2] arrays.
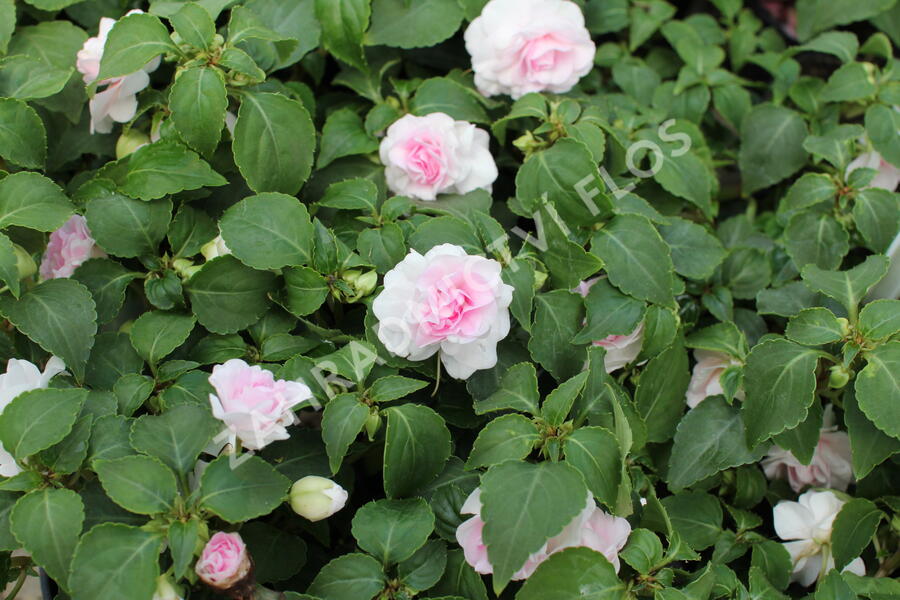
[[413, 258, 495, 345], [518, 33, 572, 78], [217, 367, 289, 419], [401, 133, 448, 186]]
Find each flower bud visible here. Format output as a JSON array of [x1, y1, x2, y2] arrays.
[[195, 532, 253, 592], [12, 244, 36, 280], [364, 409, 382, 440], [343, 269, 378, 302], [533, 269, 548, 291], [152, 575, 183, 600], [828, 365, 851, 389], [836, 317, 851, 338], [201, 236, 231, 261], [115, 129, 150, 159], [290, 476, 348, 522], [172, 258, 202, 281]]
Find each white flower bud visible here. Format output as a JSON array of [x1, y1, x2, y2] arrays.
[[201, 236, 231, 261], [289, 476, 348, 522]]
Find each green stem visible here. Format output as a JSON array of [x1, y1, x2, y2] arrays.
[[431, 354, 442, 398], [2, 567, 28, 600]]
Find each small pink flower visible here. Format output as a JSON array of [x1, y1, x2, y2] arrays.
[[195, 532, 251, 589], [39, 215, 105, 280], [686, 350, 743, 408], [379, 113, 497, 201], [573, 278, 643, 373], [373, 244, 513, 379], [456, 489, 630, 580], [208, 359, 313, 450], [75, 10, 161, 134], [464, 0, 596, 99], [762, 407, 853, 492]]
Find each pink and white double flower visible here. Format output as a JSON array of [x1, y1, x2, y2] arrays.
[[39, 215, 105, 280], [373, 244, 513, 380], [76, 10, 161, 134]]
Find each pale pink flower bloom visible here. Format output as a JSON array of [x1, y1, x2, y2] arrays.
[[373, 244, 513, 379], [573, 278, 643, 373], [773, 491, 865, 586], [456, 489, 631, 580], [76, 10, 161, 134], [379, 113, 497, 201], [762, 406, 853, 492], [464, 0, 596, 99], [686, 350, 743, 408], [195, 532, 251, 589], [39, 215, 105, 280], [208, 359, 312, 450]]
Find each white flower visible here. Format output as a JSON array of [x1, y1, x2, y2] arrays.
[[845, 151, 900, 191], [289, 476, 348, 522], [75, 10, 161, 134], [686, 350, 743, 408], [0, 357, 66, 476], [773, 490, 865, 586], [464, 0, 596, 99], [379, 113, 497, 201], [762, 405, 853, 492], [201, 235, 231, 261], [372, 244, 513, 379]]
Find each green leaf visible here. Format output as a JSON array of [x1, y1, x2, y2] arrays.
[[411, 77, 489, 123], [368, 0, 464, 48], [315, 0, 370, 70], [368, 376, 428, 403], [778, 173, 838, 225], [784, 211, 849, 270], [199, 454, 291, 522], [87, 415, 138, 465], [743, 339, 820, 447], [573, 279, 644, 345], [431, 549, 488, 600], [739, 104, 808, 194], [68, 524, 163, 600], [409, 216, 482, 255], [220, 193, 314, 269], [821, 62, 877, 102], [653, 151, 714, 218], [352, 498, 435, 566], [234, 92, 316, 195], [170, 2, 215, 49], [516, 138, 611, 227], [322, 393, 369, 474], [466, 414, 540, 470], [0, 55, 72, 100], [0, 280, 96, 380], [10, 488, 84, 586], [0, 0, 12, 55], [635, 339, 690, 443], [481, 461, 587, 593], [751, 541, 792, 591], [685, 322, 748, 359], [502, 258, 535, 332], [798, 31, 859, 62], [667, 396, 767, 490], [129, 311, 195, 365], [130, 404, 221, 473], [318, 108, 379, 169], [0, 232, 19, 298], [226, 4, 300, 66], [591, 214, 675, 307], [168, 518, 202, 580], [73, 259, 139, 324], [383, 404, 451, 498], [0, 98, 47, 169], [659, 217, 727, 280], [542, 371, 589, 427], [528, 291, 585, 382], [242, 521, 307, 583], [661, 492, 722, 551], [865, 103, 900, 168], [831, 498, 882, 570], [814, 570, 857, 600], [94, 455, 178, 515], [537, 204, 604, 289], [308, 553, 385, 600], [853, 189, 899, 253], [516, 546, 625, 600], [97, 12, 176, 80], [0, 171, 71, 231], [113, 373, 154, 417], [358, 224, 406, 274], [855, 341, 900, 439], [474, 362, 540, 416], [118, 140, 227, 200], [282, 266, 329, 317], [786, 308, 844, 346], [620, 529, 663, 574], [399, 539, 447, 593], [564, 427, 620, 510], [844, 388, 900, 479], [169, 66, 228, 156], [801, 255, 889, 319], [858, 299, 900, 341], [186, 255, 278, 334], [803, 124, 862, 170], [85, 193, 172, 258]]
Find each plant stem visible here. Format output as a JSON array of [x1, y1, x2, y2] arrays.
[[3, 567, 28, 600]]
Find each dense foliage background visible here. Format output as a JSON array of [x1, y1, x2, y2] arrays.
[[0, 0, 898, 599]]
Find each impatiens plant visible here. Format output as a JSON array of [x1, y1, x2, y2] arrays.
[[0, 0, 898, 599]]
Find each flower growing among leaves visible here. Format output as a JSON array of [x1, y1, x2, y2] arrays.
[[39, 215, 105, 280], [195, 532, 253, 592], [290, 476, 348, 522], [373, 244, 513, 379]]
